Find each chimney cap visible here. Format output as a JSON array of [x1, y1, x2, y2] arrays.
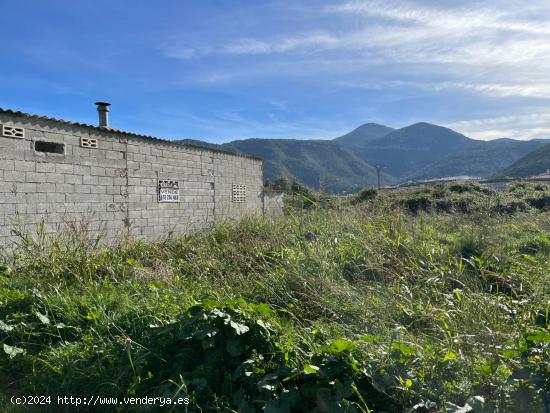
[[95, 101, 111, 107]]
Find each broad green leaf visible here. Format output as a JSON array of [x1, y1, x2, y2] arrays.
[[525, 330, 550, 344], [360, 334, 384, 343], [259, 383, 276, 391], [3, 344, 24, 359], [253, 303, 274, 317], [478, 363, 493, 375], [324, 339, 356, 353], [303, 364, 320, 374], [445, 401, 473, 413], [256, 319, 272, 331], [0, 320, 14, 332], [501, 348, 521, 359], [391, 341, 417, 356], [35, 311, 50, 325], [229, 320, 249, 335], [125, 258, 141, 267]]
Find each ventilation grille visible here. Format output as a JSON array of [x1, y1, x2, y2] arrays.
[[81, 137, 98, 148], [1, 124, 25, 139], [232, 184, 247, 203]]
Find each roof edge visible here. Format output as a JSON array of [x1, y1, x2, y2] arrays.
[[0, 107, 262, 161]]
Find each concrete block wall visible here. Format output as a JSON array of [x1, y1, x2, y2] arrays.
[[263, 192, 285, 218], [213, 152, 264, 222], [0, 114, 128, 243], [0, 111, 270, 246], [125, 137, 217, 240]]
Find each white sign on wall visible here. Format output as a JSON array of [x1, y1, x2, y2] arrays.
[[158, 180, 180, 202]]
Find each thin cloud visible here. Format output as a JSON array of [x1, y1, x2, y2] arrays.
[[446, 112, 550, 140], [157, 0, 550, 140]]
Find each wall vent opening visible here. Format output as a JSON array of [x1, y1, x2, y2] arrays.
[[232, 184, 247, 203], [2, 124, 25, 138], [35, 141, 65, 154], [81, 137, 98, 148]]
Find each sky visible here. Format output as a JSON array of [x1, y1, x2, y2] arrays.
[[1, 0, 550, 143]]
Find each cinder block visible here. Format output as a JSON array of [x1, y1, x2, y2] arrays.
[[56, 164, 74, 174], [25, 172, 46, 183]]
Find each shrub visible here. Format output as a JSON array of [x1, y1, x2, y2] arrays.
[[528, 196, 550, 210], [354, 188, 377, 203], [403, 194, 432, 213]]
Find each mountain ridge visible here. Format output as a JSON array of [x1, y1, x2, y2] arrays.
[[222, 138, 394, 193], [334, 123, 395, 148], [494, 143, 550, 178], [176, 121, 547, 193]]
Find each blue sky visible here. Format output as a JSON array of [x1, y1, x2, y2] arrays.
[[1, 0, 550, 142]]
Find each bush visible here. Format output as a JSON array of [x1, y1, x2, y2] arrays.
[[403, 194, 432, 213], [354, 188, 377, 203], [449, 183, 476, 193], [528, 196, 550, 210]]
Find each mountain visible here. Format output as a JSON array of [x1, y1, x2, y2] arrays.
[[176, 121, 546, 193], [177, 139, 225, 152], [335, 122, 546, 181], [221, 139, 394, 193], [494, 143, 550, 178], [409, 139, 547, 181], [347, 122, 474, 178], [334, 123, 394, 148]]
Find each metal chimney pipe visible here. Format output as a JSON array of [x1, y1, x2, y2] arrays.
[[94, 102, 111, 127]]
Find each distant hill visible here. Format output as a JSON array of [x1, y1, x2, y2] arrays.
[[345, 123, 474, 178], [177, 139, 226, 151], [222, 139, 394, 193], [409, 139, 547, 181], [335, 123, 546, 181], [176, 122, 546, 193], [334, 123, 394, 148], [494, 143, 550, 178]]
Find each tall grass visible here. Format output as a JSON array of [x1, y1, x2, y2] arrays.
[[1, 184, 549, 412]]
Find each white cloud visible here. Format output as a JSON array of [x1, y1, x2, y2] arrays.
[[446, 112, 550, 140], [159, 0, 550, 140], [223, 33, 340, 55], [327, 1, 550, 35]]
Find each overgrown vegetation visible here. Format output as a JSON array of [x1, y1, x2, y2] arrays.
[[1, 183, 549, 412]]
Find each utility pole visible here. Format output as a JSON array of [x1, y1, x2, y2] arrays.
[[374, 164, 383, 189], [319, 174, 326, 194]]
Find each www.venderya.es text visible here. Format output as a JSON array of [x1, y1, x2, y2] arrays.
[[10, 395, 190, 407]]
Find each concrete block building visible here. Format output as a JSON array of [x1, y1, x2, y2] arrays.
[[0, 103, 281, 245]]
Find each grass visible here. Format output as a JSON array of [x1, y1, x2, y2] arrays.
[[1, 182, 549, 412]]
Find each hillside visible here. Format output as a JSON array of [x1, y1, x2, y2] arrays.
[[335, 123, 546, 182], [177, 138, 226, 152], [176, 123, 546, 191], [222, 138, 393, 193], [333, 122, 394, 148], [410, 138, 546, 180], [347, 122, 475, 178], [495, 143, 550, 178]]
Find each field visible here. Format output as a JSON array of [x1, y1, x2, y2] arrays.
[[1, 182, 549, 412]]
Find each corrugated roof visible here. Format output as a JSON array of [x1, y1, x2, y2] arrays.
[[0, 107, 262, 161]]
